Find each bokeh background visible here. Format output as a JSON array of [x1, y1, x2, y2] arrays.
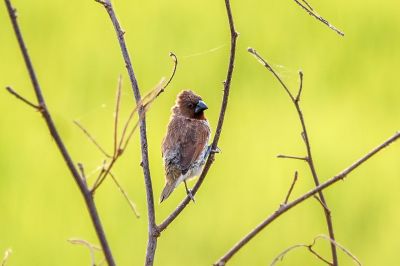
[[1, 0, 400, 265]]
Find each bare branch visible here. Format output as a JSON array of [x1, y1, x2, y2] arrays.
[[4, 1, 115, 264], [270, 235, 362, 266], [113, 75, 122, 156], [314, 195, 331, 214], [295, 71, 303, 102], [74, 120, 113, 158], [214, 131, 400, 265], [94, 1, 159, 264], [283, 171, 298, 205], [157, 52, 178, 97], [109, 171, 140, 218], [292, 0, 344, 36], [248, 48, 295, 102], [158, 0, 238, 233], [277, 154, 307, 161], [248, 48, 339, 265], [315, 235, 362, 266], [5, 86, 40, 110], [77, 162, 88, 188], [68, 238, 101, 266]]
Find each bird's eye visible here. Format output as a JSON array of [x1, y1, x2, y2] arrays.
[[188, 103, 194, 108]]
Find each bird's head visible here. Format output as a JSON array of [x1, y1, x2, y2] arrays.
[[174, 90, 208, 119]]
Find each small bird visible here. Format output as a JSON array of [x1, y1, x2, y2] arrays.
[[160, 90, 211, 203]]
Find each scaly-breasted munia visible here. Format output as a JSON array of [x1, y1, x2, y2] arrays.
[[160, 90, 211, 203]]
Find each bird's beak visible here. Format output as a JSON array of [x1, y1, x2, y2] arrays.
[[195, 100, 208, 114]]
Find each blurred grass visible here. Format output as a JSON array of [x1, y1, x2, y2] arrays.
[[1, 0, 400, 265]]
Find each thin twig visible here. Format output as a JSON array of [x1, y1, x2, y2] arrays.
[[248, 47, 339, 265], [158, 0, 238, 233], [292, 0, 344, 36], [270, 241, 332, 266], [68, 238, 102, 266], [314, 195, 331, 214], [295, 71, 303, 102], [109, 171, 140, 218], [158, 52, 178, 96], [77, 162, 88, 188], [114, 75, 122, 156], [5, 86, 40, 110], [214, 131, 400, 265], [74, 120, 113, 158], [277, 154, 308, 161], [316, 235, 362, 266], [270, 234, 362, 266], [5, 1, 116, 265], [283, 171, 298, 205]]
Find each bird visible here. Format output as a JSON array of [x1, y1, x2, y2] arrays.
[[160, 90, 211, 203]]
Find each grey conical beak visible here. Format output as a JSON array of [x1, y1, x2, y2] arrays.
[[195, 100, 208, 114]]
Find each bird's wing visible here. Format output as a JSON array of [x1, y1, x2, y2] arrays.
[[162, 116, 210, 179], [179, 119, 210, 174]]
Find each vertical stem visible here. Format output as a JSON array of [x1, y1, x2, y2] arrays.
[[95, 1, 158, 264], [295, 103, 338, 265]]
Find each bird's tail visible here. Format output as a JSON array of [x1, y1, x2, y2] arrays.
[[160, 182, 176, 203]]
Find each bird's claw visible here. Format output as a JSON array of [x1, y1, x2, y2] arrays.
[[205, 145, 221, 159], [211, 146, 221, 154], [187, 189, 196, 203]]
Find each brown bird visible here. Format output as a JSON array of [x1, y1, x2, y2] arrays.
[[160, 90, 211, 203]]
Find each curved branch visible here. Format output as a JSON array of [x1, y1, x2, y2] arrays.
[[158, 0, 238, 233], [4, 1, 115, 265], [215, 131, 400, 265]]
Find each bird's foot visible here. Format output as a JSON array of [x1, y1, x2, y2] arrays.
[[211, 146, 221, 154], [205, 145, 221, 159]]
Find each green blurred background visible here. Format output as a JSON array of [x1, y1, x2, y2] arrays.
[[1, 0, 400, 265]]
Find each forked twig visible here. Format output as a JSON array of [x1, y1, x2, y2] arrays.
[[248, 47, 339, 265], [270, 234, 361, 266], [214, 132, 400, 265]]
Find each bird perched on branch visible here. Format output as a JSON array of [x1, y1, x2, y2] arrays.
[[160, 90, 211, 203]]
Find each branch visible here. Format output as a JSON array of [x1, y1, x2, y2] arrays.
[[68, 238, 102, 266], [158, 0, 238, 233], [248, 47, 339, 265], [283, 171, 298, 205], [292, 0, 344, 36], [5, 86, 40, 110], [4, 1, 116, 265], [214, 131, 400, 265], [277, 154, 307, 161], [270, 235, 361, 266], [94, 1, 158, 264]]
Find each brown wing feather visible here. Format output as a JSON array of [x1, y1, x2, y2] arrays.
[[179, 121, 209, 174], [162, 116, 209, 179]]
